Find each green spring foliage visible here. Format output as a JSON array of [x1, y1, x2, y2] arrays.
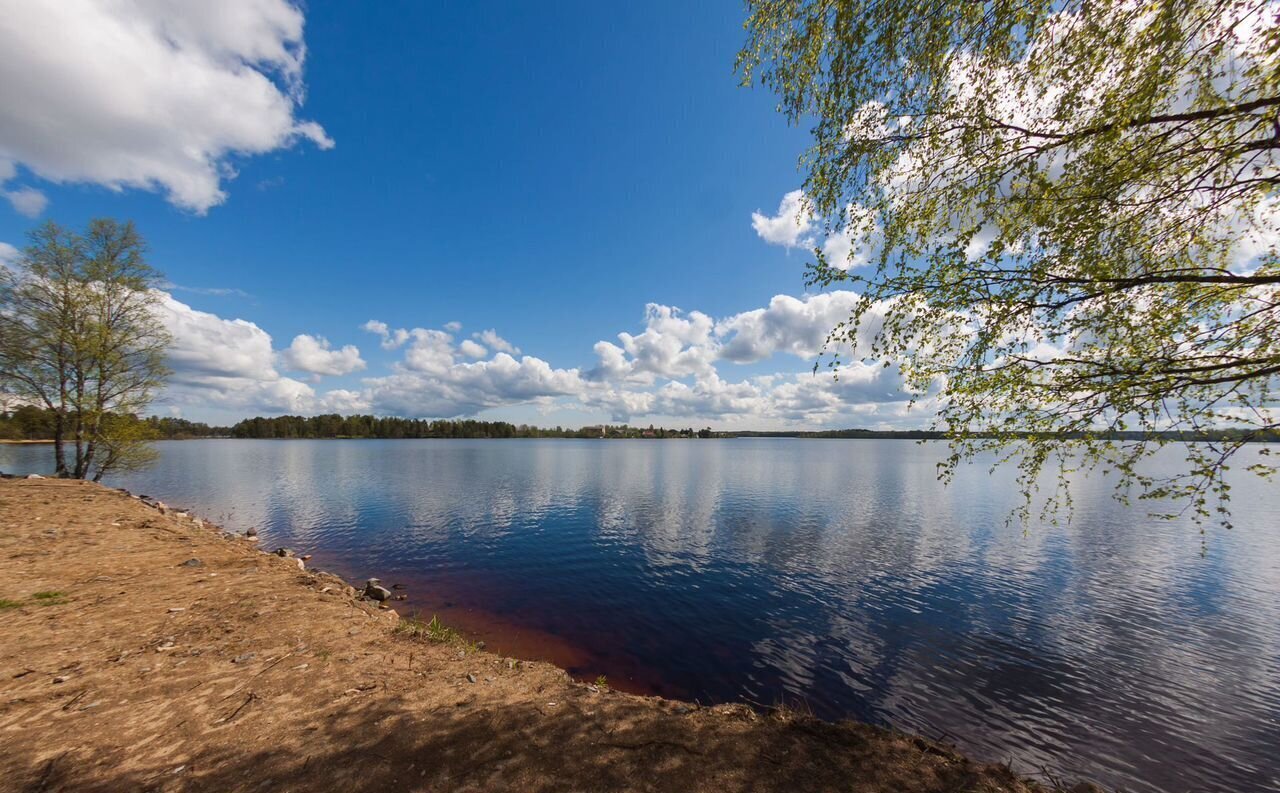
[[739, 0, 1280, 528]]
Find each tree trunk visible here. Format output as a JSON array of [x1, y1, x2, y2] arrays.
[[73, 415, 85, 479], [82, 435, 97, 481], [52, 415, 67, 477]]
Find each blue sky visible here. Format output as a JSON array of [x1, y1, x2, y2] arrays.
[[0, 1, 921, 428]]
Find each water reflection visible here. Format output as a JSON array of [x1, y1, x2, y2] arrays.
[[2, 438, 1277, 793]]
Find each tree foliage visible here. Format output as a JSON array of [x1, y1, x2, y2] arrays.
[[0, 219, 170, 480], [88, 413, 162, 481], [738, 0, 1279, 526]]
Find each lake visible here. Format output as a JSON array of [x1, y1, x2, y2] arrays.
[[2, 438, 1277, 793]]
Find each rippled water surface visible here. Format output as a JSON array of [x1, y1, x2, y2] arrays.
[[3, 439, 1278, 792]]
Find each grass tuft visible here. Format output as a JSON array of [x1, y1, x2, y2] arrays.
[[394, 614, 477, 650], [0, 598, 21, 610], [32, 591, 67, 606]]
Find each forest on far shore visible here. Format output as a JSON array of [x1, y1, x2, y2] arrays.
[[3, 407, 1277, 443]]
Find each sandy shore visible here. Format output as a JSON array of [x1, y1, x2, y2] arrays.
[[0, 479, 1065, 793]]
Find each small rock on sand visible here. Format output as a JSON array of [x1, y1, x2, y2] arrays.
[[26, 474, 44, 480], [363, 579, 391, 601], [232, 653, 256, 664], [245, 527, 258, 538], [178, 558, 202, 567]]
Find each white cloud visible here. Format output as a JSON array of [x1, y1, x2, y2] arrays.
[[753, 190, 879, 271], [583, 293, 888, 382], [819, 204, 879, 271], [0, 0, 332, 213], [752, 190, 812, 248], [3, 186, 47, 218], [400, 328, 457, 373], [570, 293, 926, 425], [360, 353, 585, 418], [581, 365, 926, 426], [160, 293, 278, 380], [280, 334, 366, 376], [0, 241, 19, 269], [444, 321, 463, 332], [154, 287, 928, 428], [362, 319, 409, 349], [587, 304, 718, 382], [157, 292, 320, 413], [717, 292, 888, 363], [475, 329, 520, 355]]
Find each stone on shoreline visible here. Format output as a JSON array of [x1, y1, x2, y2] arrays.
[[363, 579, 391, 601]]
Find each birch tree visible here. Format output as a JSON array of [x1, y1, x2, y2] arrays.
[[738, 0, 1279, 526], [0, 219, 170, 480]]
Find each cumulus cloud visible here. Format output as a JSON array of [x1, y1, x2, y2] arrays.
[[401, 328, 458, 373], [570, 292, 926, 424], [752, 190, 812, 248], [0, 241, 19, 269], [458, 339, 488, 359], [584, 293, 888, 380], [753, 190, 879, 271], [157, 293, 321, 413], [474, 329, 520, 355], [154, 287, 926, 428], [0, 0, 332, 213], [280, 334, 366, 376], [717, 292, 888, 363], [580, 365, 926, 426], [587, 304, 718, 383], [3, 186, 48, 218], [360, 353, 585, 418], [362, 319, 409, 349]]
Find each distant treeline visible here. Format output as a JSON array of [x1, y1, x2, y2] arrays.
[[145, 416, 231, 439], [227, 415, 714, 439], [5, 406, 1275, 443], [723, 429, 947, 439], [0, 407, 230, 440]]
